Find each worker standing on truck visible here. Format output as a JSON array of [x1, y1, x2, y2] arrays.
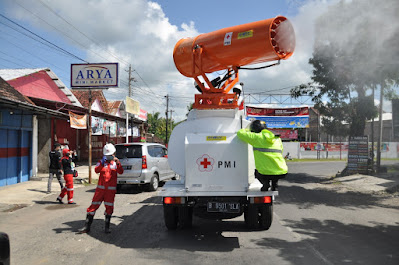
[[237, 120, 287, 191], [78, 143, 123, 234]]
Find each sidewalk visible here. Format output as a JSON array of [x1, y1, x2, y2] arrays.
[[328, 163, 399, 193], [0, 165, 98, 212]]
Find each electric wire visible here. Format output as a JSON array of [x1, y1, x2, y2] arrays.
[[0, 13, 88, 63]]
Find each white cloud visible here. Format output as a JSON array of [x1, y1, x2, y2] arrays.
[[5, 0, 354, 121]]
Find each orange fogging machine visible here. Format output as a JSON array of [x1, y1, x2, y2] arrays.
[[173, 16, 296, 109]]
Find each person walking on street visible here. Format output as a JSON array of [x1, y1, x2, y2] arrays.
[[79, 143, 123, 234], [56, 149, 76, 204], [237, 120, 287, 191], [48, 143, 64, 193]]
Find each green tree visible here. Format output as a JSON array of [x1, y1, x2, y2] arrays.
[[147, 112, 176, 143]]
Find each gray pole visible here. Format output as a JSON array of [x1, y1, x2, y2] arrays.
[[126, 65, 132, 143], [377, 85, 383, 172], [165, 95, 169, 144], [88, 89, 92, 184]]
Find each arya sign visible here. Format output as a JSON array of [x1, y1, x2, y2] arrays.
[[71, 63, 119, 88]]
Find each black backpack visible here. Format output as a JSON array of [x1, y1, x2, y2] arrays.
[[49, 150, 61, 169]]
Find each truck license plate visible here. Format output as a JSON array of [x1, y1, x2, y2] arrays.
[[207, 202, 240, 213]]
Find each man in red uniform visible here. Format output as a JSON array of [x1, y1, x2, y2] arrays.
[[56, 149, 76, 204], [79, 143, 123, 234]]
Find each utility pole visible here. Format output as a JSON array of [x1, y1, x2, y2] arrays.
[[165, 94, 169, 144], [377, 84, 384, 172], [88, 89, 92, 184], [126, 64, 135, 143], [371, 85, 375, 169], [169, 110, 175, 137]]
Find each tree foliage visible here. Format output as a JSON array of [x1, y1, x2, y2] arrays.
[[291, 0, 399, 137], [147, 112, 176, 143]]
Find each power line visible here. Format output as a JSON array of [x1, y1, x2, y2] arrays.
[[35, 0, 131, 67], [0, 13, 88, 63]]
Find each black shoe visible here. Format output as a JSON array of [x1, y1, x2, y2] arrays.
[[78, 214, 94, 234], [261, 186, 270, 191], [104, 215, 111, 234], [271, 186, 278, 191], [56, 198, 64, 204], [68, 202, 76, 205]]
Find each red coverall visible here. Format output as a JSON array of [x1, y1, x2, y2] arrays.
[[87, 160, 123, 216], [57, 151, 74, 203]]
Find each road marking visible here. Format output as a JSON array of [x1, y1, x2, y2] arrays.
[[274, 213, 334, 265]]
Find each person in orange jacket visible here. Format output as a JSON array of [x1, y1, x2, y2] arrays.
[[79, 143, 123, 234], [56, 149, 76, 204]]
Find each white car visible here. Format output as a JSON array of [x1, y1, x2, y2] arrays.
[[115, 143, 176, 191]]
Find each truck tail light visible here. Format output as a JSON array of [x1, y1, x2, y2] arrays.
[[142, 155, 147, 169], [164, 197, 185, 204], [253, 196, 272, 204]]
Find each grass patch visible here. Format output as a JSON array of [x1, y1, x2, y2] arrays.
[[288, 158, 344, 162]]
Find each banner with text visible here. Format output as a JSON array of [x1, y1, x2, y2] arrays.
[[246, 106, 309, 128], [69, 111, 87, 129]]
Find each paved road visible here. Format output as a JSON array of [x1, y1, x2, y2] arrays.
[[1, 161, 398, 265]]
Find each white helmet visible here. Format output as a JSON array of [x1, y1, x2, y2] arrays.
[[103, 143, 116, 155]]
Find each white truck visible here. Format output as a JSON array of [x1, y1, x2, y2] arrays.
[[159, 15, 295, 230], [159, 108, 277, 230]]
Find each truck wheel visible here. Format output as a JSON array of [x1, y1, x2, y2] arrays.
[[178, 206, 193, 229], [148, 174, 159, 192], [259, 204, 273, 230], [164, 205, 178, 230], [245, 205, 259, 229]]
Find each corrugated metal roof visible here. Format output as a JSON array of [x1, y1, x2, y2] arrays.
[[0, 68, 82, 107]]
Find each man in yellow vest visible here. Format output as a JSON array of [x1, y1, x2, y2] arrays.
[[237, 120, 288, 191]]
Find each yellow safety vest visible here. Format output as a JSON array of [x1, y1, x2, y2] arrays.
[[237, 128, 288, 175]]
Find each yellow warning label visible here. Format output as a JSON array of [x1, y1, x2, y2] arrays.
[[206, 136, 227, 141], [237, 30, 253, 39]]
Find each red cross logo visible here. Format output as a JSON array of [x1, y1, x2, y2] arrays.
[[196, 154, 215, 172]]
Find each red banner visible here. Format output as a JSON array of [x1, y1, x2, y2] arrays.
[[269, 129, 298, 139], [246, 106, 309, 116], [300, 142, 349, 151]]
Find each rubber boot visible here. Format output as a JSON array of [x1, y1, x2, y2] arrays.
[[271, 180, 278, 191], [104, 215, 111, 234], [78, 214, 94, 234]]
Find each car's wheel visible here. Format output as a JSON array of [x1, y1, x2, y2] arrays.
[[245, 204, 259, 229], [178, 206, 193, 229], [148, 174, 159, 191], [164, 205, 178, 230], [259, 204, 273, 230]]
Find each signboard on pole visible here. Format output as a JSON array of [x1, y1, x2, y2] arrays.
[[71, 63, 119, 88], [126, 96, 140, 115]]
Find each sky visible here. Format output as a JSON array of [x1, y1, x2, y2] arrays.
[[0, 0, 394, 121]]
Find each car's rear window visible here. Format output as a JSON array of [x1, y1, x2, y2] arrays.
[[116, 145, 142, 158]]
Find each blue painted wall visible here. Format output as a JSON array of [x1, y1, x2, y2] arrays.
[[0, 108, 33, 187]]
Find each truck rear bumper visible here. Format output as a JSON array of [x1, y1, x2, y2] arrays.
[[158, 180, 278, 198]]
